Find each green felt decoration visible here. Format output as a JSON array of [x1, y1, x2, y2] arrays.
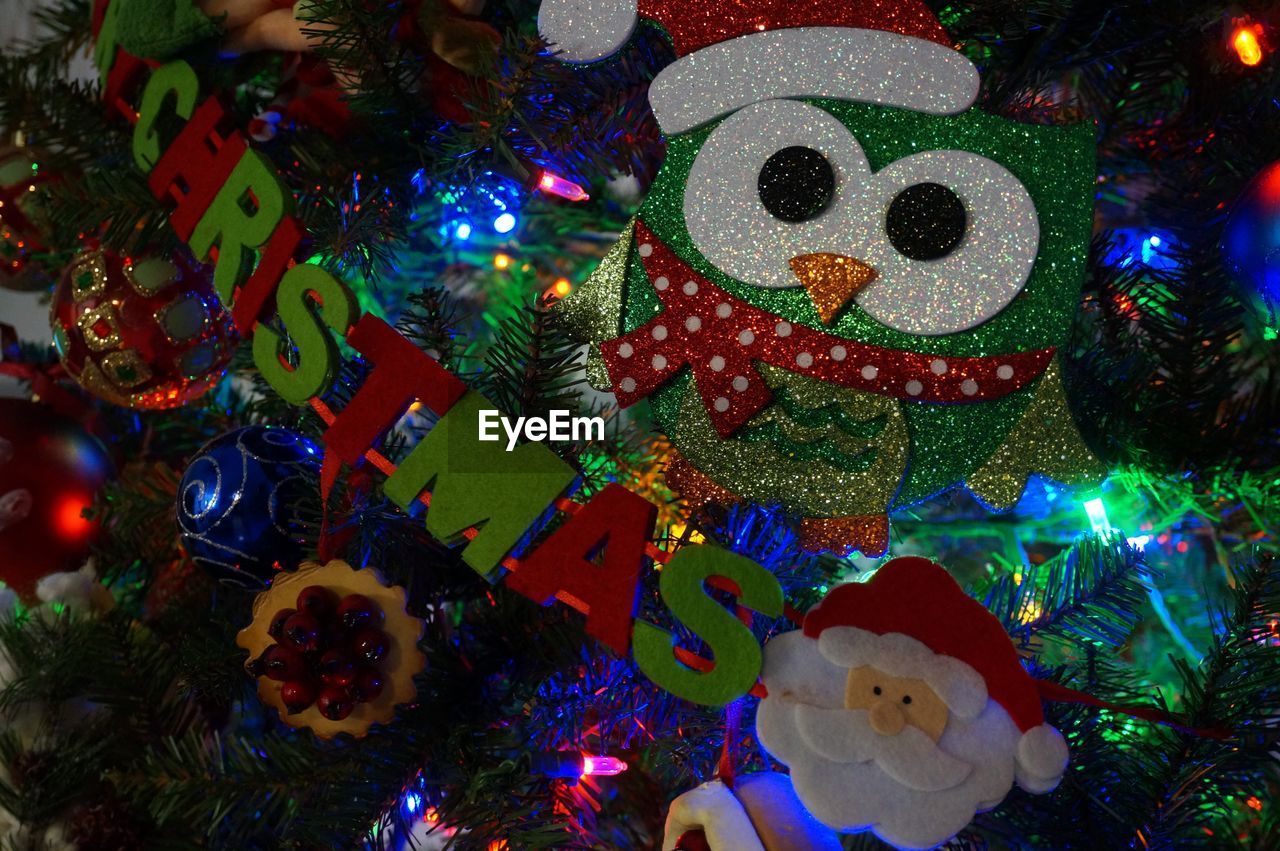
[[190, 149, 291, 305], [385, 391, 577, 576], [632, 544, 784, 706], [114, 0, 223, 61], [252, 264, 359, 405], [131, 61, 200, 172]]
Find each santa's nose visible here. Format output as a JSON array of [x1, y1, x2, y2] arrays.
[[789, 253, 878, 325], [869, 699, 907, 737]]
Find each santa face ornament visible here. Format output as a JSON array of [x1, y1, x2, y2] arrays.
[[755, 557, 1068, 849], [544, 0, 1104, 556]]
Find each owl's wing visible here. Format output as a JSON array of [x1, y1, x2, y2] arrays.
[[553, 218, 635, 392], [965, 360, 1105, 510]]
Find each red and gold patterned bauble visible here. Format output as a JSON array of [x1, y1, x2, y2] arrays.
[[50, 245, 239, 409], [0, 145, 56, 292], [0, 399, 113, 599]]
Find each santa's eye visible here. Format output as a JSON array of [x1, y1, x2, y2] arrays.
[[873, 686, 882, 696], [758, 146, 836, 223], [886, 183, 966, 260], [902, 695, 913, 705]]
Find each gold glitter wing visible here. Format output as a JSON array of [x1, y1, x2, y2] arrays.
[[553, 218, 636, 392], [670, 364, 909, 519], [965, 359, 1106, 510]]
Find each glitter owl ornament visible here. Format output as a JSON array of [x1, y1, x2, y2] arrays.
[[50, 244, 238, 410], [177, 426, 321, 590], [544, 0, 1105, 556]]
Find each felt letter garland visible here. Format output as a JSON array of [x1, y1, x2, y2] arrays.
[[149, 96, 248, 241], [190, 149, 291, 304], [506, 483, 657, 654], [252, 263, 359, 405], [131, 61, 200, 171], [231, 216, 307, 333], [322, 314, 467, 477], [632, 545, 783, 706], [384, 391, 577, 576]]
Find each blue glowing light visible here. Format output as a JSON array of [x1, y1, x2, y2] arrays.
[[455, 222, 473, 241], [402, 792, 422, 815], [493, 213, 517, 234], [1104, 227, 1179, 271]]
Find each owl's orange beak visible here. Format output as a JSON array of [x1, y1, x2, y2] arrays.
[[789, 253, 878, 324]]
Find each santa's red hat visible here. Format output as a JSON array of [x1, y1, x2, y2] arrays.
[[802, 557, 1068, 792], [538, 0, 980, 134]]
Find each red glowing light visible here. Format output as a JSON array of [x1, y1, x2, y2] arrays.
[[580, 754, 627, 776], [535, 170, 590, 203], [55, 495, 94, 540], [1233, 24, 1264, 66]]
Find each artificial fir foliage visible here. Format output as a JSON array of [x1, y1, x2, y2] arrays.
[[0, 0, 1277, 849]]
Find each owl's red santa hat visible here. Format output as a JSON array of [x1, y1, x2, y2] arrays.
[[802, 557, 1069, 792], [537, 0, 980, 135]]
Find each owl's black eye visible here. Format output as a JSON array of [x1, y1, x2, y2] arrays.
[[873, 686, 882, 696], [886, 182, 967, 260], [758, 146, 836, 223]]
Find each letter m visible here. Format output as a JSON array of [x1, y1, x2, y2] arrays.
[[385, 391, 577, 577]]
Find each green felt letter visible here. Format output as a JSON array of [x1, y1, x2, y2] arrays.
[[632, 545, 783, 706], [189, 149, 289, 304], [252, 263, 358, 405], [131, 62, 199, 172], [385, 391, 576, 576]]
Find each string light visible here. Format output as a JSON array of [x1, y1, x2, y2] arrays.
[[580, 755, 627, 776], [529, 751, 628, 779], [1232, 23, 1264, 67], [552, 277, 572, 297], [1083, 496, 1110, 533], [536, 169, 590, 202], [493, 253, 512, 271], [493, 212, 517, 234]]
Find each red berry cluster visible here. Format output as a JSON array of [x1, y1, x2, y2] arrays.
[[249, 586, 390, 721]]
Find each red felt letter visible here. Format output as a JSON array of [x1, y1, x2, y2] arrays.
[[231, 215, 306, 333], [148, 97, 247, 240], [506, 484, 658, 655], [321, 314, 467, 486]]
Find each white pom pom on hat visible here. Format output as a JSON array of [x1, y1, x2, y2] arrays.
[[1014, 723, 1069, 794], [537, 0, 638, 63]]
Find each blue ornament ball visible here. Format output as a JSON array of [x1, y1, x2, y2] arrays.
[[177, 426, 321, 590], [1223, 160, 1280, 330]]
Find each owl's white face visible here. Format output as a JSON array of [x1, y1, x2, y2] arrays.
[[682, 99, 1041, 336]]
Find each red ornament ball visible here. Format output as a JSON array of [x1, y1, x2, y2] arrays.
[[337, 593, 381, 631], [352, 628, 390, 664], [350, 667, 384, 703], [0, 399, 112, 599], [296, 584, 339, 618], [316, 686, 355, 721], [0, 145, 57, 292], [281, 679, 319, 714], [50, 245, 238, 409], [319, 649, 356, 687]]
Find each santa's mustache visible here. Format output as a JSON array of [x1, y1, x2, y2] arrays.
[[792, 702, 973, 792]]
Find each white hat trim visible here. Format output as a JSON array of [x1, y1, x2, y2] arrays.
[[649, 26, 980, 135], [662, 779, 767, 851], [816, 627, 988, 719], [538, 0, 638, 64]]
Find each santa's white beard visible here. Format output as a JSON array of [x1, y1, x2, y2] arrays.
[[756, 633, 1024, 850]]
